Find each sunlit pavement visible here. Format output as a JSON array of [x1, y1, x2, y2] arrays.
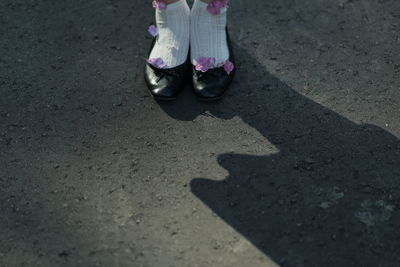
[[0, 1, 399, 266]]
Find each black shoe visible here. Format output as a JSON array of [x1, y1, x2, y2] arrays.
[[144, 39, 189, 101], [191, 30, 235, 101]]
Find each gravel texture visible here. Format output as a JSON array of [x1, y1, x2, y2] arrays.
[[1, 0, 399, 266]]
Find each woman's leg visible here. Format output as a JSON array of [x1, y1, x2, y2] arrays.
[[145, 0, 191, 100], [148, 0, 190, 68], [189, 0, 234, 101], [190, 0, 230, 68]]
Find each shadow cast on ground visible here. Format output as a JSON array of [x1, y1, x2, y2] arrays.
[[159, 44, 400, 266]]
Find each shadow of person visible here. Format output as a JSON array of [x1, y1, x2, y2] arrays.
[[158, 44, 400, 266]]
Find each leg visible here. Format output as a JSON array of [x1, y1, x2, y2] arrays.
[[148, 0, 190, 68], [189, 0, 235, 101], [190, 0, 230, 69], [144, 0, 191, 100]]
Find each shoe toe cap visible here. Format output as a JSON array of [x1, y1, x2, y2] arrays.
[[144, 63, 187, 100], [194, 84, 225, 99], [150, 86, 178, 99], [193, 73, 233, 100]]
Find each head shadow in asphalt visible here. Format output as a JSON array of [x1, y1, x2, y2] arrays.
[[158, 42, 400, 266]]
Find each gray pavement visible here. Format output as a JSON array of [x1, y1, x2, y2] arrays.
[[1, 0, 399, 266]]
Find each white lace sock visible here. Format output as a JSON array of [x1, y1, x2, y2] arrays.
[[190, 0, 229, 67], [149, 0, 190, 68]]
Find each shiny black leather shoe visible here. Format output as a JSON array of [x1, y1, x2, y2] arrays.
[[192, 31, 235, 101], [144, 39, 189, 101]]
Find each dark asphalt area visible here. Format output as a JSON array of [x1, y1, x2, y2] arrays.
[[1, 0, 400, 266]]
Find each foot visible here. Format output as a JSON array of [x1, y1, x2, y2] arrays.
[[149, 0, 190, 68], [144, 0, 191, 100], [190, 0, 235, 100]]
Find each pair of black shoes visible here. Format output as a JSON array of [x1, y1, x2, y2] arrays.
[[144, 31, 235, 101]]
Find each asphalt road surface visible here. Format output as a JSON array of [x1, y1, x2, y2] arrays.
[[1, 0, 399, 266]]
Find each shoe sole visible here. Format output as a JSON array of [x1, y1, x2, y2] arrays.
[[151, 94, 178, 101]]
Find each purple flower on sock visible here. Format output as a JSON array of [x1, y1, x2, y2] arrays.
[[195, 57, 216, 72], [152, 0, 167, 10], [148, 25, 159, 37], [223, 60, 234, 74], [147, 58, 167, 69], [207, 0, 229, 15]]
